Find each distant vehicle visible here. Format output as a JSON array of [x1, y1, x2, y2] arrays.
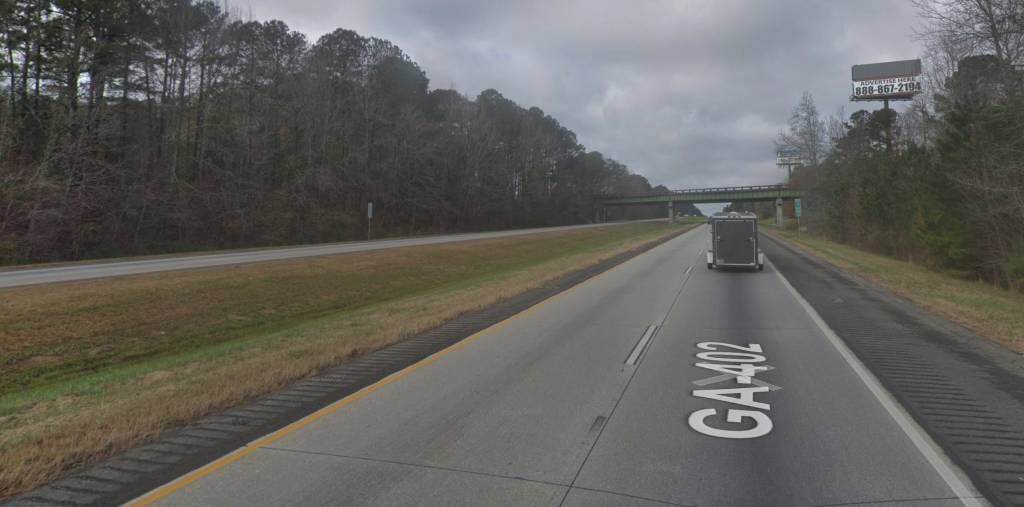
[[706, 212, 764, 271]]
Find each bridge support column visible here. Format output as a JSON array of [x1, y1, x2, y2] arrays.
[[668, 202, 675, 223], [775, 198, 784, 227]]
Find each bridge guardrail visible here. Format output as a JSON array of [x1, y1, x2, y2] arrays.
[[594, 184, 793, 200]]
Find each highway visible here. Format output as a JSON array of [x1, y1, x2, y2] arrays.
[[0, 221, 644, 288], [134, 225, 986, 506]]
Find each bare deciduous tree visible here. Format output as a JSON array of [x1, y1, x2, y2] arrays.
[[777, 91, 826, 169], [0, 0, 675, 263]]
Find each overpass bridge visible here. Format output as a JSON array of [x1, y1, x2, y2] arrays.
[[593, 184, 803, 224]]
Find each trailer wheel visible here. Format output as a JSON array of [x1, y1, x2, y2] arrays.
[[758, 264, 764, 271], [707, 263, 713, 270]]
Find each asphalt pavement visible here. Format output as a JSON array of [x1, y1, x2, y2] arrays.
[[0, 221, 647, 288], [134, 224, 988, 507]]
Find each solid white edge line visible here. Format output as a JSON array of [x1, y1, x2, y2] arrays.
[[626, 325, 657, 366], [654, 312, 668, 327], [769, 259, 987, 507], [685, 264, 694, 275]]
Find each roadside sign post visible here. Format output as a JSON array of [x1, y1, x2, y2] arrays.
[[794, 198, 802, 236], [367, 202, 373, 240]]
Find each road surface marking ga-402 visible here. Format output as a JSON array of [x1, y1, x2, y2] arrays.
[[688, 342, 778, 439]]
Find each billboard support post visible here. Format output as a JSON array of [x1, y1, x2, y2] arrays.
[[884, 98, 892, 151], [776, 146, 803, 183]]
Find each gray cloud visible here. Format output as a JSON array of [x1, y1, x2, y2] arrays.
[[243, 0, 921, 208]]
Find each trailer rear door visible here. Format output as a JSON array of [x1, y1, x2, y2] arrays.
[[716, 220, 756, 266]]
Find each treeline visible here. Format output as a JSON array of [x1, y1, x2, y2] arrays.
[[0, 0, 667, 263], [782, 0, 1024, 289]]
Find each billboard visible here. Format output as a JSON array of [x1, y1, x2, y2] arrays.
[[851, 59, 922, 101], [776, 147, 803, 166]]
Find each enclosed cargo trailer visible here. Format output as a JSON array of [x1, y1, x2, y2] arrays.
[[706, 212, 764, 270]]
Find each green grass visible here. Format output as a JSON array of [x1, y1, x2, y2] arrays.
[[677, 216, 708, 224], [765, 226, 1024, 351]]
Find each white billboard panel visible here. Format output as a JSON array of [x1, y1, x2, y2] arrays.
[[852, 75, 922, 100], [850, 59, 922, 101], [776, 147, 803, 166]]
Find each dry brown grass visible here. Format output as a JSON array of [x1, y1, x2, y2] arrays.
[[765, 227, 1024, 352], [0, 222, 691, 499], [0, 224, 688, 396]]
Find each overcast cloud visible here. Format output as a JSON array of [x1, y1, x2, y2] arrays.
[[243, 0, 920, 210]]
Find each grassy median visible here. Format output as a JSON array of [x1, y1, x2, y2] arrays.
[[0, 221, 690, 499], [764, 227, 1024, 353]]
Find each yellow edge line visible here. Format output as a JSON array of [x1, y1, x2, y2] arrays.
[[128, 226, 689, 506]]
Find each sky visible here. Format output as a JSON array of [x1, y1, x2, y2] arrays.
[[241, 0, 922, 212]]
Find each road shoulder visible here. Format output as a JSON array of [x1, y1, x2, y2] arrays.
[[762, 233, 1024, 506]]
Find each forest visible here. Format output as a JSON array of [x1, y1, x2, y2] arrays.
[[0, 0, 689, 264], [770, 0, 1024, 289]]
